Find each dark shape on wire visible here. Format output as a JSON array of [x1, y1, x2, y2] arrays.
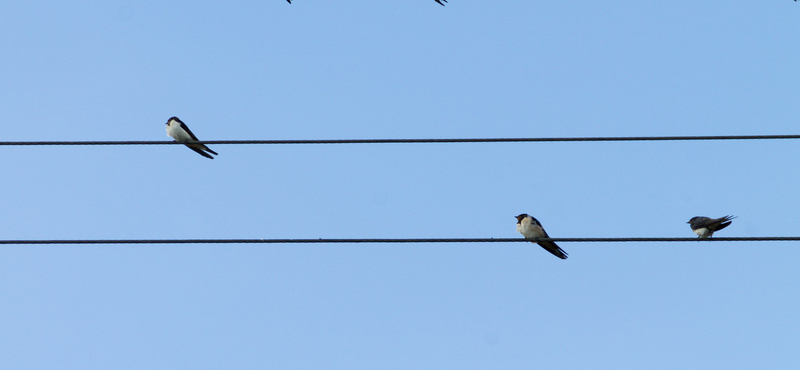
[[287, 0, 447, 5], [516, 214, 568, 259], [687, 215, 737, 238], [165, 117, 218, 159]]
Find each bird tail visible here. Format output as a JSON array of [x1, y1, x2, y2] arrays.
[[536, 240, 568, 259], [715, 215, 737, 231], [188, 145, 215, 159], [204, 146, 219, 156]]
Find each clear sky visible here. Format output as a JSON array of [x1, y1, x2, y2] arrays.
[[1, 1, 799, 369]]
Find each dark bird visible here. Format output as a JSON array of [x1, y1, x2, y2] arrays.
[[516, 214, 568, 259], [289, 0, 447, 5], [687, 215, 737, 238], [165, 117, 218, 159]]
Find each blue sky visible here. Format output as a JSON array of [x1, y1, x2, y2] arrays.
[[1, 1, 799, 369]]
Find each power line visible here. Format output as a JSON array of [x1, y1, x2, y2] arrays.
[[1, 237, 799, 245], [1, 134, 799, 146]]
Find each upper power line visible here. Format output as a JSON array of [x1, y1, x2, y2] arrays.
[[1, 134, 799, 146], [1, 237, 799, 245]]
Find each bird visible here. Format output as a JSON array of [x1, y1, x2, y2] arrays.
[[165, 117, 218, 159], [516, 214, 568, 259], [287, 0, 447, 5], [687, 215, 737, 238]]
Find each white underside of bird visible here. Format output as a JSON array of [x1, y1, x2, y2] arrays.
[[517, 218, 547, 239], [693, 227, 712, 238], [166, 123, 192, 142]]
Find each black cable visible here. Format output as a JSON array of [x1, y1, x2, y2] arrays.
[[1, 134, 799, 146], [1, 237, 799, 245]]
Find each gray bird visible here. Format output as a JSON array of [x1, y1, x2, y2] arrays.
[[687, 215, 737, 238], [516, 214, 568, 259], [165, 117, 218, 159]]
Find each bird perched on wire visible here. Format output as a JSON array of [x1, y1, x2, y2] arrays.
[[516, 214, 568, 259], [287, 0, 448, 5], [687, 215, 737, 238], [165, 117, 218, 159]]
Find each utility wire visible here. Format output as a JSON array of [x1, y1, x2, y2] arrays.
[[1, 237, 799, 245], [1, 134, 800, 146]]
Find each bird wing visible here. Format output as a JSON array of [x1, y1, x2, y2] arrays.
[[533, 228, 568, 259], [185, 144, 215, 159], [690, 217, 713, 230], [711, 215, 736, 231], [179, 122, 202, 141], [536, 240, 568, 259]]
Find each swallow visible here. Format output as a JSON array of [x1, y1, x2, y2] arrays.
[[288, 0, 447, 5], [165, 117, 218, 159], [687, 215, 737, 238], [516, 214, 568, 259]]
